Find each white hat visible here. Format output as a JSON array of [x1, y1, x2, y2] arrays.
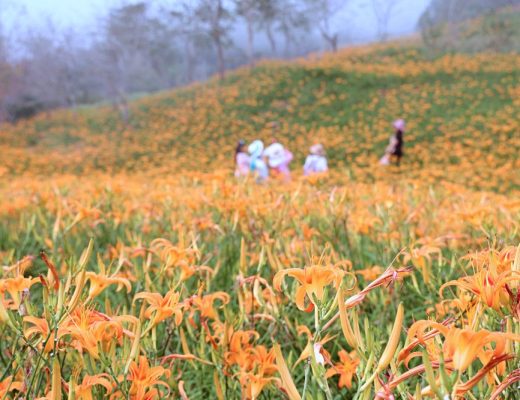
[[264, 143, 286, 168], [248, 140, 264, 157]]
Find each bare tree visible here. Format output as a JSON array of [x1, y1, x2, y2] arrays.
[[257, 0, 278, 53], [185, 0, 233, 80], [370, 0, 402, 42], [171, 5, 200, 83], [97, 2, 179, 122], [419, 0, 519, 52], [234, 0, 260, 66], [306, 0, 347, 52]]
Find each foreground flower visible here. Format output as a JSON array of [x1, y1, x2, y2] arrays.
[[273, 265, 344, 311], [440, 247, 520, 313], [325, 349, 360, 389], [406, 321, 520, 371], [126, 356, 171, 399], [134, 289, 183, 329], [184, 292, 230, 323], [85, 261, 132, 301], [0, 376, 23, 398], [0, 276, 40, 308], [74, 373, 113, 400]]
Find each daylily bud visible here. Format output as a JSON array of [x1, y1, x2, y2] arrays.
[[51, 357, 62, 400], [274, 343, 301, 400], [377, 303, 404, 372]]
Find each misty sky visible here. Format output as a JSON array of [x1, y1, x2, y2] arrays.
[[6, 0, 431, 43]]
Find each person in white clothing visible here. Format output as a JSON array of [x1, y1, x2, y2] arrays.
[[248, 140, 269, 181], [303, 144, 328, 176], [264, 139, 293, 179]]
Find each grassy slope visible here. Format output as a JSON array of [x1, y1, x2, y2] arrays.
[[0, 40, 519, 193]]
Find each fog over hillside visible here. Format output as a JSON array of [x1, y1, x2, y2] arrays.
[[5, 0, 430, 50]]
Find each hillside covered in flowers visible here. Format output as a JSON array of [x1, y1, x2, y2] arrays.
[[0, 41, 519, 399]]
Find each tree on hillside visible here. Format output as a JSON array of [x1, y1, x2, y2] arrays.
[[370, 0, 403, 42], [257, 0, 278, 53], [306, 0, 348, 52], [17, 26, 91, 111], [419, 0, 519, 27], [277, 1, 311, 56], [98, 2, 178, 122], [170, 3, 208, 84], [418, 0, 519, 51], [0, 17, 13, 121], [234, 0, 260, 66], [186, 0, 233, 80]]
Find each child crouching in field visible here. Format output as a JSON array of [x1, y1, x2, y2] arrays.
[[248, 140, 269, 181], [234, 140, 250, 177], [304, 144, 328, 175], [264, 139, 293, 180]]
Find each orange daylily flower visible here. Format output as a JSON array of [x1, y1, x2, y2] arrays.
[[184, 292, 230, 322], [0, 376, 24, 398], [325, 349, 360, 389], [66, 308, 106, 359], [440, 248, 520, 312], [247, 345, 278, 376], [2, 255, 34, 277], [126, 356, 171, 400], [403, 242, 442, 284], [85, 261, 132, 302], [273, 265, 344, 311], [441, 268, 519, 313], [355, 265, 383, 281], [74, 373, 113, 400], [91, 315, 137, 353], [224, 330, 260, 368], [241, 346, 279, 399], [0, 276, 40, 308], [397, 318, 454, 365], [64, 306, 136, 358], [406, 320, 520, 371], [24, 316, 70, 353], [239, 372, 279, 400], [134, 289, 183, 328]]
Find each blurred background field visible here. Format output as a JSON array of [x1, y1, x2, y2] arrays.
[[1, 42, 519, 190]]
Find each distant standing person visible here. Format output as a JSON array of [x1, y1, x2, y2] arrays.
[[380, 119, 405, 166], [304, 144, 328, 175], [234, 140, 250, 177], [248, 140, 269, 181], [264, 139, 293, 180]]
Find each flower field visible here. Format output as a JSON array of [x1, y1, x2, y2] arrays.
[[0, 41, 519, 399]]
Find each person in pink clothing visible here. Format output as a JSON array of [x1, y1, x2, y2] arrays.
[[264, 139, 293, 180], [234, 140, 250, 177]]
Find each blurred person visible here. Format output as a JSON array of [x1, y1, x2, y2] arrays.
[[304, 144, 328, 175], [248, 139, 269, 181], [234, 140, 250, 177], [264, 138, 293, 180], [380, 119, 405, 166]]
